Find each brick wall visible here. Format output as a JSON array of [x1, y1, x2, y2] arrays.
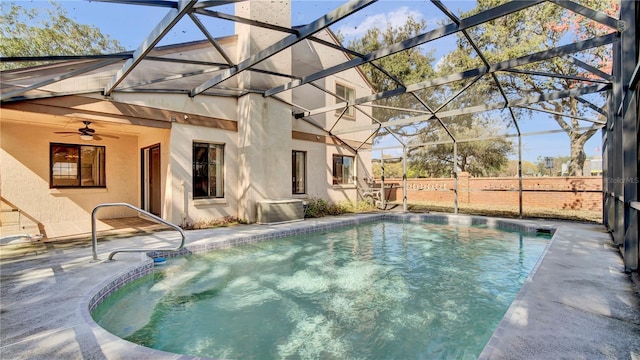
[[383, 172, 602, 211]]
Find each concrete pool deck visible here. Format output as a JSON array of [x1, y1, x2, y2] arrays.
[[1, 214, 639, 359]]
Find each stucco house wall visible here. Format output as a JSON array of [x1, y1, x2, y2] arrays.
[[290, 30, 374, 206], [167, 122, 239, 226], [1, 120, 139, 236], [0, 3, 375, 238]]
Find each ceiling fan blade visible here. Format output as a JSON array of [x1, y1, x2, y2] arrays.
[[54, 127, 119, 140]]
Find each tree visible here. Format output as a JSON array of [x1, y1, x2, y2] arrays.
[[372, 157, 403, 179], [0, 1, 125, 70], [346, 17, 437, 139], [439, 0, 617, 175], [408, 119, 513, 177], [346, 17, 513, 178], [497, 160, 539, 177]]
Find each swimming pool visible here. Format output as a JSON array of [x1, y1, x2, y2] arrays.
[[92, 216, 551, 359]]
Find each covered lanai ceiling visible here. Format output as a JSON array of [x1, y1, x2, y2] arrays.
[[0, 0, 624, 152]]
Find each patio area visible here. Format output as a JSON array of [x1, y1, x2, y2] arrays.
[[0, 213, 638, 359]]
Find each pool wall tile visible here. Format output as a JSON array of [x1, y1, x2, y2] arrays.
[[86, 260, 154, 312]]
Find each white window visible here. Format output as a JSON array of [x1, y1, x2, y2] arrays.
[[332, 154, 354, 185], [193, 142, 224, 198], [50, 143, 105, 187], [292, 150, 306, 194], [335, 83, 355, 118]]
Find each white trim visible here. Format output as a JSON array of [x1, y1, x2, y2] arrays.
[[193, 198, 227, 206]]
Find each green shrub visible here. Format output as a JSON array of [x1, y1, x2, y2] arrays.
[[337, 200, 376, 213], [304, 197, 329, 218], [182, 216, 247, 230], [327, 203, 343, 216], [304, 197, 376, 218]]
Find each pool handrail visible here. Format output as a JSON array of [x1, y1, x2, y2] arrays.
[[91, 202, 185, 261]]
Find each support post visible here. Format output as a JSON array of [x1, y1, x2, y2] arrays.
[[612, 34, 624, 246], [380, 153, 386, 210], [518, 134, 523, 219], [403, 146, 408, 212], [453, 141, 458, 214], [620, 0, 638, 272]]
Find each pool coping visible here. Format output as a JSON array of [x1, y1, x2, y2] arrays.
[[80, 212, 558, 359], [477, 219, 557, 359]]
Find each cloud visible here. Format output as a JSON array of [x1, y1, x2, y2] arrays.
[[433, 55, 447, 72], [336, 7, 424, 39]]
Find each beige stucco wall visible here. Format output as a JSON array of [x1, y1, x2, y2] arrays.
[[291, 31, 373, 143], [288, 31, 374, 206], [234, 1, 294, 223], [166, 122, 239, 226], [235, 0, 291, 93], [237, 94, 293, 222], [0, 120, 138, 237], [290, 138, 371, 204], [290, 139, 324, 199]]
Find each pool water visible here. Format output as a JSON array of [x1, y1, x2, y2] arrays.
[[93, 221, 550, 359]]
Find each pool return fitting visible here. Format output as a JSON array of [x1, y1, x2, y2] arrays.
[[91, 202, 185, 262]]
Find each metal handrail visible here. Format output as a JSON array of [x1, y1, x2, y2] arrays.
[[91, 202, 185, 261]]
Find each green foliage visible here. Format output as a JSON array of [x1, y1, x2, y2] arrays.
[[336, 200, 376, 214], [371, 158, 427, 179], [346, 16, 437, 139], [438, 0, 616, 175], [304, 197, 329, 218], [347, 0, 615, 177], [182, 216, 247, 230], [346, 14, 517, 176], [408, 120, 514, 177], [0, 1, 125, 70], [496, 160, 540, 177], [304, 197, 375, 218], [371, 157, 403, 178]]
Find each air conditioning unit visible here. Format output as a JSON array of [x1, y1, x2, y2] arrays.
[[256, 199, 304, 224]]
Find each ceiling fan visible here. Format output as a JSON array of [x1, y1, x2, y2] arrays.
[[54, 121, 119, 141]]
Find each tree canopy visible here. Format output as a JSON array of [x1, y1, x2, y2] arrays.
[[346, 16, 437, 139], [439, 0, 617, 176], [371, 157, 404, 179], [0, 1, 125, 70], [408, 119, 513, 177], [497, 160, 539, 177], [346, 13, 514, 178]]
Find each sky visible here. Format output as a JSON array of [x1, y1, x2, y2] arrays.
[[10, 0, 604, 164]]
